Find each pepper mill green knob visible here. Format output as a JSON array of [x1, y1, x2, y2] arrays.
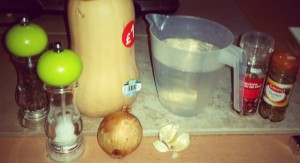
[[5, 17, 48, 57]]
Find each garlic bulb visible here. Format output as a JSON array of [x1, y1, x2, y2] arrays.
[[153, 123, 190, 158]]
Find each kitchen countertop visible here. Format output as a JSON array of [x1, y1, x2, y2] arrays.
[[0, 0, 300, 162]]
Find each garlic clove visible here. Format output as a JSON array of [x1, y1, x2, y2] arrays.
[[159, 123, 178, 144], [154, 123, 190, 156], [153, 140, 170, 153], [168, 133, 190, 152]]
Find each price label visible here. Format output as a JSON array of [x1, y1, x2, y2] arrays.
[[122, 20, 135, 48]]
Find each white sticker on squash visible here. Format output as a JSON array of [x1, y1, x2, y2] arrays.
[[122, 79, 141, 97]]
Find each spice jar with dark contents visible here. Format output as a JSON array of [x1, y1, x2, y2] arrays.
[[258, 52, 300, 122], [13, 56, 49, 127], [232, 31, 274, 116], [5, 17, 49, 128]]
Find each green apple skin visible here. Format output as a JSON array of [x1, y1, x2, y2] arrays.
[[5, 23, 48, 57], [37, 49, 83, 86]]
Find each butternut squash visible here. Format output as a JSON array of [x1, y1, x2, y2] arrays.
[[67, 0, 140, 117]]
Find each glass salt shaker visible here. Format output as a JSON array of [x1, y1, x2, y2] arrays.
[[5, 17, 49, 128], [37, 42, 84, 162], [44, 83, 85, 162]]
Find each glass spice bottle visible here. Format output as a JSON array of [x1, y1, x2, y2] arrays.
[[258, 52, 300, 122], [232, 31, 274, 116], [5, 17, 49, 128]]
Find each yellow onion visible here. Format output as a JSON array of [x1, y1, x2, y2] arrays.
[[97, 108, 143, 158]]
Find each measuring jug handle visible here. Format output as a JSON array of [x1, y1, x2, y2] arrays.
[[218, 45, 247, 110]]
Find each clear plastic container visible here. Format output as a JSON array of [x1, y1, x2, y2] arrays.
[[146, 14, 246, 117]]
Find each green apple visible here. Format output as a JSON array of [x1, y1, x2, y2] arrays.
[[5, 17, 48, 57], [37, 44, 83, 86]]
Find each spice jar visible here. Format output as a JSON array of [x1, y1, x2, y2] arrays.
[[5, 17, 49, 128], [232, 31, 274, 116], [258, 52, 300, 122], [37, 42, 84, 162]]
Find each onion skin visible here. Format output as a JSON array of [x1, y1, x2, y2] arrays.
[[97, 109, 143, 158]]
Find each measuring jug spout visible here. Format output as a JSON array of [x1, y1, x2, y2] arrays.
[[145, 14, 169, 32]]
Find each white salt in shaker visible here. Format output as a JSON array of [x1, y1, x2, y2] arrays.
[[44, 82, 85, 162]]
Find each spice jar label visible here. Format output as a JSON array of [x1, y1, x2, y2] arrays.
[[262, 77, 293, 107], [122, 79, 142, 97], [122, 20, 135, 48], [243, 77, 264, 99]]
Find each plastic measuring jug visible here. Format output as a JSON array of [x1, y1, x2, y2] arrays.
[[146, 14, 246, 117]]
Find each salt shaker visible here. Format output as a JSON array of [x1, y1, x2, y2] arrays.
[[5, 17, 49, 128], [44, 83, 84, 162], [37, 42, 84, 162]]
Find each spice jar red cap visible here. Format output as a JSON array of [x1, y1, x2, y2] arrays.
[[270, 52, 300, 76]]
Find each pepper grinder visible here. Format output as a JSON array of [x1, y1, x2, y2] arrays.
[[37, 42, 84, 162], [5, 17, 49, 128]]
